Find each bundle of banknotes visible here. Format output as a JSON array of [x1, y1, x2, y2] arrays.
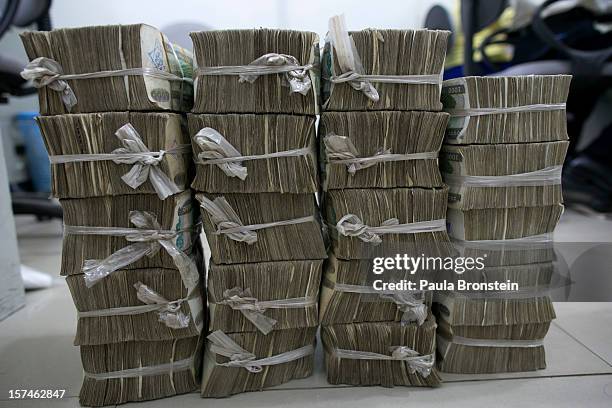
[[322, 17, 449, 111], [21, 24, 193, 115], [191, 29, 320, 115]]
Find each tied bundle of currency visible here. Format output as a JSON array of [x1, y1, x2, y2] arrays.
[[191, 29, 320, 114], [201, 328, 316, 397], [321, 317, 441, 387], [433, 279, 556, 328], [188, 114, 317, 193], [436, 316, 552, 373], [319, 111, 449, 189], [442, 75, 572, 144], [447, 205, 563, 241], [322, 15, 449, 112], [320, 255, 433, 325], [438, 261, 558, 293], [79, 337, 200, 406], [66, 268, 204, 346], [453, 234, 556, 267], [323, 188, 451, 260], [208, 260, 323, 334], [38, 112, 191, 200], [60, 191, 198, 278], [21, 24, 193, 115], [441, 141, 569, 210], [197, 192, 327, 264]]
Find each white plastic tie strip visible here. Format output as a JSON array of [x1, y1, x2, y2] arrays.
[[198, 195, 315, 245], [443, 165, 562, 188], [333, 347, 434, 377], [214, 287, 316, 335], [324, 134, 438, 174], [78, 281, 190, 329], [207, 330, 314, 373], [330, 72, 441, 86], [83, 356, 193, 380], [442, 286, 552, 300], [447, 103, 567, 117], [327, 14, 441, 102], [449, 335, 545, 348], [452, 233, 554, 250], [193, 127, 310, 180], [335, 214, 446, 245], [49, 123, 188, 199], [21, 57, 191, 111], [330, 280, 427, 325], [64, 211, 199, 289], [196, 53, 313, 95]]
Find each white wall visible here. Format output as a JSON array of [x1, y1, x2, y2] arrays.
[[47, 0, 453, 32]]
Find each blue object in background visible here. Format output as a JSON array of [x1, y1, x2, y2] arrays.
[[14, 112, 50, 193]]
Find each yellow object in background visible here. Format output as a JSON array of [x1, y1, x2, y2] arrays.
[[445, 1, 515, 69]]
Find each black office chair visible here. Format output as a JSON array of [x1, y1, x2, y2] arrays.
[[443, 0, 612, 212], [460, 0, 508, 76], [424, 4, 456, 56], [0, 0, 62, 219]]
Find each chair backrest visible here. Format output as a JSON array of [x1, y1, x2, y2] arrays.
[[424, 5, 455, 53], [461, 0, 508, 75]]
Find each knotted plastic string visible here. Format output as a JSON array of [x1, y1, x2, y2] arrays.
[[335, 214, 446, 245], [327, 15, 441, 102], [239, 53, 312, 95], [196, 53, 313, 95], [216, 287, 317, 335], [330, 280, 427, 326], [379, 292, 428, 326], [21, 57, 191, 111], [324, 134, 438, 174], [64, 211, 198, 289], [446, 103, 567, 117], [198, 195, 315, 244], [328, 15, 378, 101], [134, 281, 190, 329], [48, 123, 189, 200], [198, 196, 257, 244], [334, 346, 434, 377], [21, 57, 78, 110], [84, 357, 193, 380], [77, 281, 190, 329], [110, 124, 183, 199], [217, 287, 276, 334], [336, 214, 392, 245], [193, 127, 247, 180], [208, 330, 314, 373], [193, 128, 311, 180], [443, 165, 562, 188]]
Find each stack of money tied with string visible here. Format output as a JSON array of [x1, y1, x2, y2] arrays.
[[21, 24, 204, 406], [318, 15, 451, 387], [436, 74, 572, 373], [189, 28, 326, 398]]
